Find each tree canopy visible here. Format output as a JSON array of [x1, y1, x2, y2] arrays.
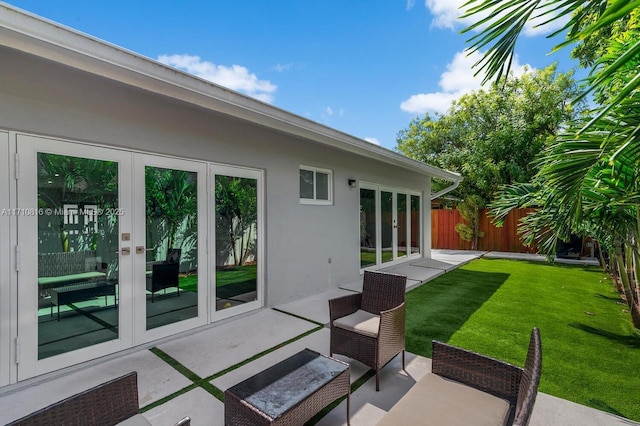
[[395, 64, 581, 206]]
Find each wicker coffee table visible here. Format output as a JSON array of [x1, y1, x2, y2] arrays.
[[224, 348, 350, 425]]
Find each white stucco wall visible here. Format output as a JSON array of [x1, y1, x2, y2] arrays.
[[0, 46, 431, 307]]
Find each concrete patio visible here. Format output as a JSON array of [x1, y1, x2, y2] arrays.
[[1, 250, 636, 425]]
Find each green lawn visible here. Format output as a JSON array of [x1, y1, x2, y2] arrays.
[[360, 250, 394, 268], [179, 265, 257, 294], [406, 258, 640, 422]]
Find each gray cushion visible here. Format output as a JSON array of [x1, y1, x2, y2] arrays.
[[377, 373, 511, 426], [333, 309, 379, 338]]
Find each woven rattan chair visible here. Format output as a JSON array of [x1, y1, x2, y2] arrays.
[[377, 327, 542, 426], [7, 371, 191, 426], [329, 270, 407, 391]]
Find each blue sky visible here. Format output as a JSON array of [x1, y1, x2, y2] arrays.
[[5, 1, 582, 150]]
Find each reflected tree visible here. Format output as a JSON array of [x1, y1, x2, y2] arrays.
[[37, 154, 118, 252], [215, 176, 257, 266], [145, 168, 197, 256]]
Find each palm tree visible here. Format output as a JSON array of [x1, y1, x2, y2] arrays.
[[461, 0, 640, 119], [145, 168, 197, 256]]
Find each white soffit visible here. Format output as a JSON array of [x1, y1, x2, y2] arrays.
[[0, 3, 461, 183]]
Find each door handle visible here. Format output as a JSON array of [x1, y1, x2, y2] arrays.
[[136, 246, 156, 254], [115, 247, 131, 255]]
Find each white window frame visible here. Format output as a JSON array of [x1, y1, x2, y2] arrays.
[[299, 165, 333, 205]]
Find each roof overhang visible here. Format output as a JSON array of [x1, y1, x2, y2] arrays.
[[0, 3, 463, 187]]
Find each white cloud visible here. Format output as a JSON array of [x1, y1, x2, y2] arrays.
[[424, 0, 568, 36], [406, 0, 416, 11], [365, 137, 380, 145], [400, 50, 531, 115], [326, 106, 334, 116], [401, 92, 460, 115], [158, 54, 277, 103], [425, 0, 466, 30]]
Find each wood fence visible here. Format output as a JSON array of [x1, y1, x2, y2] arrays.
[[431, 208, 537, 253]]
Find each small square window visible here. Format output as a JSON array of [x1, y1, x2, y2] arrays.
[[299, 166, 332, 205]]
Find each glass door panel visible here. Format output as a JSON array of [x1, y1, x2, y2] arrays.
[[144, 166, 199, 330], [17, 134, 133, 380], [397, 193, 408, 259], [411, 195, 421, 255], [36, 153, 120, 359], [214, 174, 259, 312], [380, 191, 394, 264], [359, 188, 377, 268]]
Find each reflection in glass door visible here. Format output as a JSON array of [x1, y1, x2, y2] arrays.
[[359, 184, 422, 270], [36, 153, 121, 359], [144, 166, 199, 330], [17, 134, 132, 381], [214, 172, 260, 313], [359, 187, 377, 268]]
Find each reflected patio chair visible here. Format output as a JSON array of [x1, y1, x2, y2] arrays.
[[166, 248, 181, 264], [146, 248, 181, 303], [329, 270, 407, 391]]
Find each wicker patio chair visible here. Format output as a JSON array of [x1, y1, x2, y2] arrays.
[[7, 371, 191, 426], [329, 270, 407, 391], [377, 327, 542, 425]]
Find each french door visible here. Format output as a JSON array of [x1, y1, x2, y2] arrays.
[[211, 165, 263, 321], [15, 135, 208, 379], [17, 135, 134, 379], [132, 154, 208, 344], [360, 183, 421, 271]]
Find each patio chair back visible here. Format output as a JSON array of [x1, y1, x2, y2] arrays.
[[361, 270, 406, 314], [7, 371, 139, 426], [166, 248, 181, 264], [513, 327, 542, 426]]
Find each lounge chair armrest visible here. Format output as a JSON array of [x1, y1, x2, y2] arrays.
[[378, 302, 406, 339], [173, 416, 191, 426], [432, 340, 523, 404], [377, 302, 406, 363], [329, 293, 362, 323]]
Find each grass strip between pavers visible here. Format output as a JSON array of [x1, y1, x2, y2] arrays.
[[271, 307, 326, 326], [145, 325, 378, 424], [140, 383, 199, 413], [142, 347, 215, 412], [144, 324, 325, 412], [205, 325, 324, 381], [307, 369, 376, 425]]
